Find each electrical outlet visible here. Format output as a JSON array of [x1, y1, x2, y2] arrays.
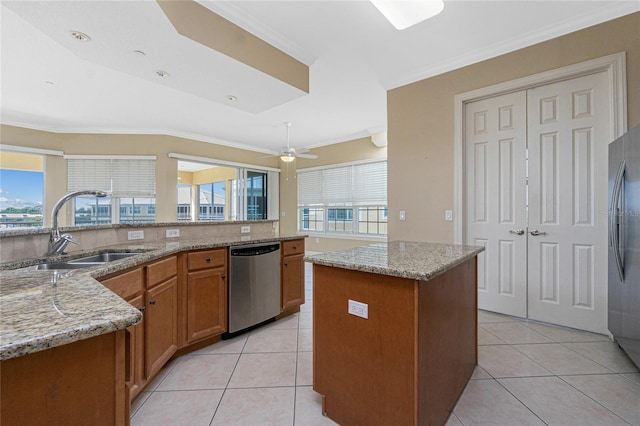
[[445, 210, 453, 221], [348, 299, 368, 319], [127, 230, 144, 240], [241, 225, 251, 233], [166, 229, 180, 238]]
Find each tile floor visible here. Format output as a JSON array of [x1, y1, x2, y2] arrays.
[[132, 263, 640, 425]]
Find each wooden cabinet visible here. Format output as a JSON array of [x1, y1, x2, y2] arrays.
[[281, 239, 305, 311], [185, 249, 228, 344], [145, 256, 178, 379]]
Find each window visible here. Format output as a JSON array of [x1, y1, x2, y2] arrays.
[[177, 184, 192, 221], [66, 156, 156, 225], [198, 181, 226, 221], [297, 160, 387, 236], [246, 171, 267, 220], [0, 152, 45, 228]]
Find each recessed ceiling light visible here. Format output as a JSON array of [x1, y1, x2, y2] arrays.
[[226, 95, 237, 101], [155, 70, 170, 78], [133, 50, 146, 57], [70, 30, 91, 42], [45, 81, 54, 86]]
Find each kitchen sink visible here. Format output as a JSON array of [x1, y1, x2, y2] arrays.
[[68, 252, 140, 263], [30, 262, 98, 270]]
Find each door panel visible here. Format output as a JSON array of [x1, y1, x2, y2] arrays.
[[465, 91, 528, 318], [527, 71, 610, 334]]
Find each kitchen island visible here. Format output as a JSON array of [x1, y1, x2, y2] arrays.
[[307, 241, 484, 426]]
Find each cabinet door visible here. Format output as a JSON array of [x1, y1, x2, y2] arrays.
[[126, 294, 145, 401], [186, 267, 227, 344], [282, 253, 305, 310], [145, 277, 178, 379]]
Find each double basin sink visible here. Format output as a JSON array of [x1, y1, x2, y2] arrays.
[[31, 252, 140, 270]]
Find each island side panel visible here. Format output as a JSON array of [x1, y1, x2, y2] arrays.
[[418, 257, 478, 425], [1, 330, 126, 426], [313, 264, 418, 426]]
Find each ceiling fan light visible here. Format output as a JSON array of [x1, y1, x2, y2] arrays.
[[370, 0, 444, 30], [280, 155, 296, 163]]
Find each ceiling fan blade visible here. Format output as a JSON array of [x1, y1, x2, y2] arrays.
[[297, 153, 318, 159]]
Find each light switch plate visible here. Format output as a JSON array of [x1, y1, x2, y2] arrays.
[[399, 211, 406, 221], [445, 210, 453, 221], [128, 230, 144, 240], [348, 299, 368, 319], [166, 229, 180, 238]]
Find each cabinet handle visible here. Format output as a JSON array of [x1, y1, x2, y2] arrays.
[[149, 300, 156, 305], [292, 246, 297, 250], [138, 306, 146, 313], [221, 275, 226, 279], [284, 263, 288, 267], [206, 257, 212, 262]]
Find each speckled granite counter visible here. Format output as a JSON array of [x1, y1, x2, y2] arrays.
[[0, 233, 305, 361], [305, 241, 484, 281]]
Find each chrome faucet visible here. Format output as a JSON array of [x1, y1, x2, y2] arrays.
[[47, 190, 108, 256]]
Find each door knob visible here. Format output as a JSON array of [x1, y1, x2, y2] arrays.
[[509, 229, 525, 235], [529, 230, 547, 236]]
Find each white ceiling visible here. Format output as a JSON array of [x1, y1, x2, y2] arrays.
[[1, 1, 638, 157]]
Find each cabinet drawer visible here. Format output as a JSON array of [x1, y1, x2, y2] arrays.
[[282, 239, 305, 257], [100, 268, 144, 300], [188, 249, 226, 271], [147, 256, 177, 289]]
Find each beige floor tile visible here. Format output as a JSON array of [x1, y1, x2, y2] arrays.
[[481, 322, 553, 344], [211, 387, 295, 426], [297, 351, 313, 386], [143, 358, 179, 391], [131, 390, 223, 426], [300, 302, 313, 313], [244, 327, 298, 353], [443, 412, 463, 426], [512, 343, 613, 375], [264, 313, 299, 330], [299, 328, 313, 351], [523, 321, 609, 343], [470, 365, 492, 379], [453, 379, 544, 425], [478, 309, 524, 323], [191, 335, 247, 355], [478, 325, 506, 345], [156, 354, 239, 391], [563, 342, 640, 373], [561, 374, 640, 425], [478, 345, 551, 378], [130, 391, 151, 417], [623, 372, 640, 385], [228, 352, 297, 388], [299, 312, 313, 329], [499, 376, 629, 425], [294, 386, 339, 426]]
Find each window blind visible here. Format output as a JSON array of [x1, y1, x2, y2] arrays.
[[66, 157, 156, 197], [298, 160, 387, 206]]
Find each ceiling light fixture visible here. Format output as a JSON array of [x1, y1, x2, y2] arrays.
[[155, 70, 170, 78], [280, 122, 296, 163], [370, 0, 444, 30], [226, 95, 237, 102], [69, 30, 91, 42], [133, 50, 146, 57]]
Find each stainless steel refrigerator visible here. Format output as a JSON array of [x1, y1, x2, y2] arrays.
[[609, 124, 640, 369]]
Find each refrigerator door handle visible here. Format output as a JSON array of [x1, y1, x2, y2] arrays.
[[610, 160, 626, 281]]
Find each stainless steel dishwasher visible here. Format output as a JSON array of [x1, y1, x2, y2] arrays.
[[225, 242, 281, 338]]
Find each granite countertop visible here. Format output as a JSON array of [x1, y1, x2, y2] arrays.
[[305, 241, 484, 281], [0, 233, 306, 361]]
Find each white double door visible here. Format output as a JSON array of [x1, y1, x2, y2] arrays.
[[465, 71, 610, 334]]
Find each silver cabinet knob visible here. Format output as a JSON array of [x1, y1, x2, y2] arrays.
[[509, 229, 525, 235], [529, 230, 547, 236]]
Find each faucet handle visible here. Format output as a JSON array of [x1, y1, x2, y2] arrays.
[[61, 234, 80, 246]]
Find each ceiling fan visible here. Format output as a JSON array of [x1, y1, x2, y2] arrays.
[[267, 122, 317, 162]]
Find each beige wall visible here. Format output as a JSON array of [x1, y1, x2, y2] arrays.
[[0, 151, 44, 171], [279, 136, 387, 252], [0, 125, 279, 226], [388, 12, 640, 244]]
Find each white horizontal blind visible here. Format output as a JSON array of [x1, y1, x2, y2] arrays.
[[353, 161, 387, 205], [67, 159, 112, 193], [66, 157, 156, 197], [298, 160, 386, 206], [298, 169, 323, 205], [111, 158, 156, 197]]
